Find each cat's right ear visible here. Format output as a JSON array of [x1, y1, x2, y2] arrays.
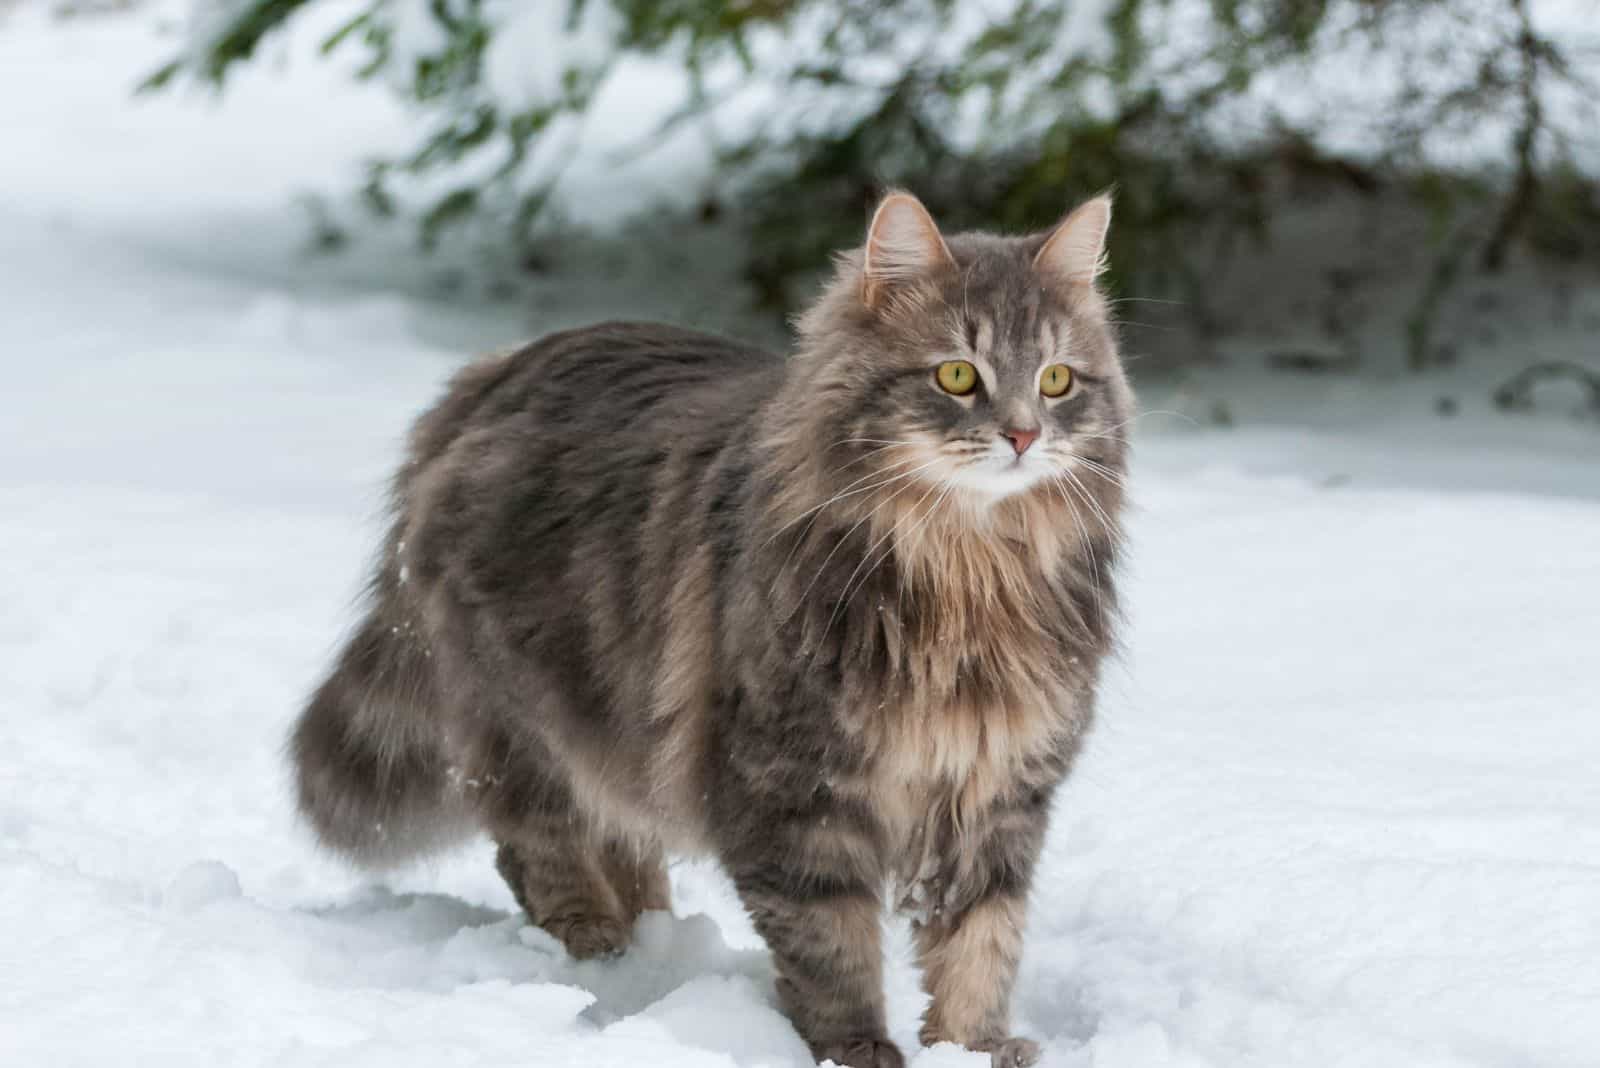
[[862, 191, 955, 309], [1033, 193, 1112, 288]]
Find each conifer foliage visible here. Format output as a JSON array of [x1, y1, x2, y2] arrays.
[[156, 0, 1599, 322]]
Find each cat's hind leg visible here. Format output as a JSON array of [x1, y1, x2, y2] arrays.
[[600, 835, 672, 919], [494, 829, 637, 961], [487, 781, 671, 959], [477, 740, 645, 960]]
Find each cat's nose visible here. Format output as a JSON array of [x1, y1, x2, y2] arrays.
[[1001, 428, 1038, 456]]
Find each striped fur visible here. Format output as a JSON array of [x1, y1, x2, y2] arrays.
[[290, 193, 1132, 1067]]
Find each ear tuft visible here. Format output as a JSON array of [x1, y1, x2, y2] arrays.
[[1034, 194, 1112, 287], [863, 192, 954, 307]]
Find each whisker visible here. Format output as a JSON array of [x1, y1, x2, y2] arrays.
[[1108, 318, 1182, 334], [1070, 456, 1129, 491], [773, 460, 940, 580], [1053, 459, 1127, 495], [1122, 409, 1200, 429], [820, 477, 947, 641], [827, 442, 914, 477], [1051, 473, 1106, 632], [1073, 409, 1199, 446], [1062, 467, 1119, 535], [783, 458, 944, 619], [824, 478, 954, 643], [896, 481, 956, 565], [761, 453, 928, 550], [828, 438, 920, 449]]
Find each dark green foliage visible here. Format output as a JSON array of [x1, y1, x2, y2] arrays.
[[156, 0, 1599, 351], [142, 0, 318, 89]]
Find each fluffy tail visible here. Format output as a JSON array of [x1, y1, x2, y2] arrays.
[[290, 593, 470, 869], [293, 351, 527, 867]]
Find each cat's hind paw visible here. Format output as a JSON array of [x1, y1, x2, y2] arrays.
[[813, 1037, 906, 1068], [985, 1037, 1041, 1068], [544, 913, 631, 960]]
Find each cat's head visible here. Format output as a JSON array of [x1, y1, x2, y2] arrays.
[[788, 191, 1133, 514]]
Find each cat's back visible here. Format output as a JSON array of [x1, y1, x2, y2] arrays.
[[465, 320, 778, 429], [399, 320, 777, 638], [377, 321, 781, 846], [405, 319, 778, 494]]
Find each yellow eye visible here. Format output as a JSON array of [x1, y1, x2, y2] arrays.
[[1040, 364, 1074, 398], [936, 360, 979, 396]]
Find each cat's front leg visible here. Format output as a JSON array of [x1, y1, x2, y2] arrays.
[[913, 791, 1051, 1068], [717, 783, 901, 1068]]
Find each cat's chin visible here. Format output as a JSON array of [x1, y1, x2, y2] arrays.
[[944, 456, 1051, 503]]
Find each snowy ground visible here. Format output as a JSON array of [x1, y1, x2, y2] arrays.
[[3, 7, 1600, 1068]]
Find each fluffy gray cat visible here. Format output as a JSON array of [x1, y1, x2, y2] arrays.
[[293, 191, 1132, 1068]]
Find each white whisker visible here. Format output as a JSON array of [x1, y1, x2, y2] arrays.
[[828, 438, 920, 449], [1070, 455, 1129, 491], [1050, 472, 1106, 632], [1062, 467, 1118, 536], [783, 457, 944, 619], [761, 453, 928, 550], [822, 477, 953, 644]]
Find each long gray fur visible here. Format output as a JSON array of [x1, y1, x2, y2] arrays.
[[291, 192, 1133, 1068]]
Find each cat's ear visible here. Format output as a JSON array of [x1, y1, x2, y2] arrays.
[[1034, 193, 1112, 288], [862, 191, 955, 308]]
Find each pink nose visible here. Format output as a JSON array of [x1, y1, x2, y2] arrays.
[[1002, 428, 1038, 456]]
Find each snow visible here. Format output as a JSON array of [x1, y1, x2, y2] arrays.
[[384, 0, 456, 86], [2, 6, 1599, 1068], [481, 0, 622, 111]]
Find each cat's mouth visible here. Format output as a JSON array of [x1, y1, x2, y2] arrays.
[[943, 442, 1053, 501]]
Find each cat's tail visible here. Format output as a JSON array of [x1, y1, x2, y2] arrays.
[[289, 594, 471, 870]]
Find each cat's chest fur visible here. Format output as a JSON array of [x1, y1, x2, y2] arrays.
[[842, 509, 1095, 856], [860, 620, 1083, 860]]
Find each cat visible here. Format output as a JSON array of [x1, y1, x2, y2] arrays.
[[292, 190, 1132, 1068]]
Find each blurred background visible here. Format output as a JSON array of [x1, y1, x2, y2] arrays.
[[3, 3, 1598, 1067], [17, 0, 1600, 406]]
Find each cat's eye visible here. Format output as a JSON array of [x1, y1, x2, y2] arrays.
[[1040, 364, 1074, 398], [936, 360, 979, 396]]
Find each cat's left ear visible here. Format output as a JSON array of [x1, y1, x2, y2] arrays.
[[1034, 193, 1112, 288], [862, 191, 955, 308]]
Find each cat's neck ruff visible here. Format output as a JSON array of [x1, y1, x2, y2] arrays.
[[873, 475, 1100, 586]]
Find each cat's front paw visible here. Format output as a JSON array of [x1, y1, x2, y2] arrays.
[[923, 1033, 1041, 1068], [813, 1037, 906, 1068]]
